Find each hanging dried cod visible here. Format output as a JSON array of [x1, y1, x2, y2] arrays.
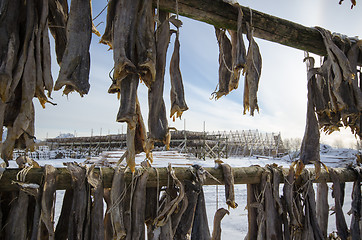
[[54, 0, 92, 96], [213, 27, 233, 100], [147, 11, 171, 151], [243, 22, 262, 116], [48, 0, 68, 64], [310, 27, 362, 138], [228, 6, 247, 91], [170, 24, 188, 120], [297, 56, 321, 176], [213, 6, 246, 99]]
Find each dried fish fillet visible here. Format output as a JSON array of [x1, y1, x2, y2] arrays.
[[0, 0, 20, 102], [148, 12, 170, 145], [330, 169, 349, 240], [116, 73, 139, 128], [211, 208, 229, 240], [170, 32, 188, 120], [87, 165, 104, 240], [244, 22, 262, 116], [228, 7, 246, 91], [54, 0, 92, 96], [300, 57, 320, 167], [136, 0, 156, 87], [100, 0, 116, 48], [220, 163, 237, 209], [112, 0, 139, 81], [131, 170, 149, 238], [48, 0, 68, 64], [110, 166, 126, 239], [316, 181, 329, 238], [191, 187, 211, 240], [213, 28, 232, 99]]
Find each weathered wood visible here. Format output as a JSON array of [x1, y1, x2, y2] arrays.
[[0, 166, 359, 191], [154, 0, 361, 64]]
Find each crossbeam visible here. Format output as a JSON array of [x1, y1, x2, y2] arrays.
[[155, 0, 361, 64], [0, 166, 359, 191]]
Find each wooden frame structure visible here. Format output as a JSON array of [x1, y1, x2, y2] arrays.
[[0, 166, 359, 191], [155, 0, 362, 64]]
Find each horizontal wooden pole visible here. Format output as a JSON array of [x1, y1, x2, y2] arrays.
[[0, 166, 359, 191], [155, 0, 361, 64]]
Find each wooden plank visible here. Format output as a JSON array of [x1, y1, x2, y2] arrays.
[[155, 0, 360, 63], [0, 166, 359, 191]]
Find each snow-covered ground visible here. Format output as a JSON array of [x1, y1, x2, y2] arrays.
[[5, 145, 359, 239]]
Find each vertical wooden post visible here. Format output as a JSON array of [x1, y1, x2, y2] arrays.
[[246, 184, 258, 240]]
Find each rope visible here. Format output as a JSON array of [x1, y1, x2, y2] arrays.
[[16, 165, 33, 182], [176, 0, 179, 20], [93, 2, 108, 21], [216, 185, 219, 210], [176, 0, 180, 35], [155, 0, 161, 26], [155, 167, 160, 214]]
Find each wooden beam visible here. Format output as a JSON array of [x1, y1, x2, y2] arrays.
[[155, 0, 358, 61], [0, 166, 359, 191]]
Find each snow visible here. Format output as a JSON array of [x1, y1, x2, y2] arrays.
[[4, 146, 360, 238]]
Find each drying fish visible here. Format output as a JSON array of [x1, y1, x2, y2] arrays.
[[136, 0, 156, 87], [109, 166, 127, 239], [103, 189, 113, 240], [211, 208, 229, 240], [55, 189, 74, 239], [301, 175, 324, 240], [299, 56, 320, 174], [65, 163, 90, 240], [264, 172, 282, 239], [219, 163, 237, 209], [282, 167, 300, 238], [213, 28, 232, 100], [115, 74, 138, 128], [243, 22, 262, 116], [316, 181, 329, 238], [174, 180, 200, 239], [148, 11, 170, 146], [54, 0, 92, 96], [38, 165, 57, 239], [33, 0, 54, 108], [316, 27, 359, 128], [171, 193, 189, 235], [2, 22, 37, 164], [4, 191, 29, 240], [154, 165, 185, 229], [349, 167, 361, 240], [0, 0, 20, 102], [112, 0, 139, 81], [330, 168, 349, 240], [87, 165, 105, 240], [228, 7, 247, 91], [145, 186, 159, 239], [170, 32, 188, 120], [191, 187, 211, 240], [135, 99, 147, 155], [48, 0, 68, 64], [131, 170, 149, 239], [116, 74, 139, 128], [100, 0, 116, 48]]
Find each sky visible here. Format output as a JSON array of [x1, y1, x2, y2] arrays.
[[33, 0, 362, 148]]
